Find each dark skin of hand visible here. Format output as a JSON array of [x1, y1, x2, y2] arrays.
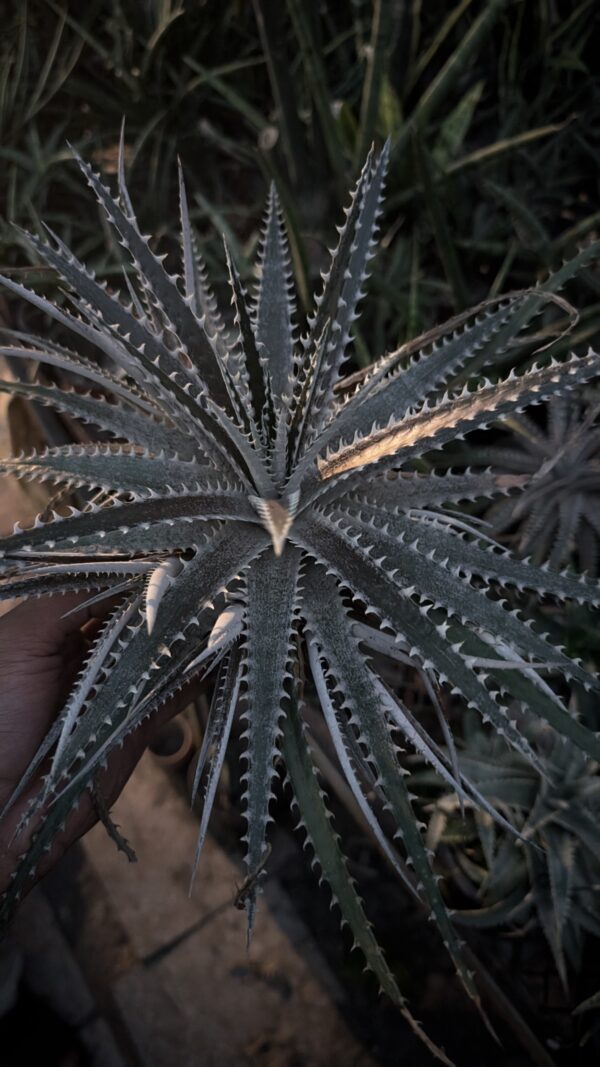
[[0, 593, 190, 898]]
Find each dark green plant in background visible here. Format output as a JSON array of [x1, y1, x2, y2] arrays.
[[424, 701, 600, 993], [474, 394, 600, 573], [1, 0, 599, 360]]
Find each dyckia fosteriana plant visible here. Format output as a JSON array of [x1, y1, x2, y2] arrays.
[[0, 138, 600, 1060]]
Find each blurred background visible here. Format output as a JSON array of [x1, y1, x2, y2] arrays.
[[1, 0, 599, 356], [0, 2, 599, 1065]]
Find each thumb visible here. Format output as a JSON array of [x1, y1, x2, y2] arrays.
[[0, 590, 121, 657]]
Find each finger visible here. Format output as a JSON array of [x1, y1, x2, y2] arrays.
[[0, 593, 125, 799], [0, 591, 122, 656], [0, 678, 199, 899]]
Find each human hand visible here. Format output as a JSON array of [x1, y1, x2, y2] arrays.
[[0, 593, 187, 898]]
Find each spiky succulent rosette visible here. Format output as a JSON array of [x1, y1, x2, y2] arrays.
[[427, 705, 600, 992], [476, 393, 600, 573], [1, 140, 600, 1052]]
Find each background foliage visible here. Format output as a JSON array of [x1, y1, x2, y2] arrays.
[[1, 0, 599, 361]]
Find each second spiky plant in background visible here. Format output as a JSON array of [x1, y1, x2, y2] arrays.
[[0, 139, 599, 1061], [425, 702, 600, 992], [477, 394, 600, 573]]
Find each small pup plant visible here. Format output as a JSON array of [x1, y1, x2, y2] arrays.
[[0, 137, 599, 1061]]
